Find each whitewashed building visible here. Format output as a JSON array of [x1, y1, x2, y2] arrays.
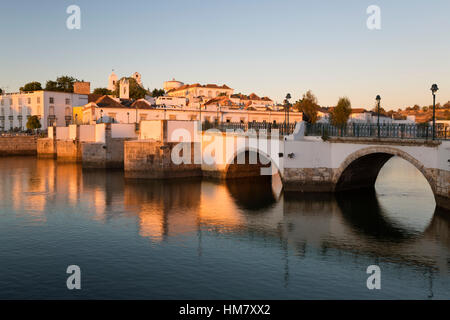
[[0, 90, 88, 131]]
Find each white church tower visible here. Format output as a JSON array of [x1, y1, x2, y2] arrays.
[[119, 78, 129, 99], [108, 71, 118, 91], [132, 72, 143, 87]]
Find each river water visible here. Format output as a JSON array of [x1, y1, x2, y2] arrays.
[[0, 156, 448, 299]]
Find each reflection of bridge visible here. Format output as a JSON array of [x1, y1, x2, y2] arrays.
[[4, 157, 448, 281], [124, 121, 450, 211]]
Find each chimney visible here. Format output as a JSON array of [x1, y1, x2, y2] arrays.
[[73, 82, 91, 94]]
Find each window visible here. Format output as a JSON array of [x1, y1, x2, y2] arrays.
[[240, 118, 245, 123], [37, 97, 40, 104], [27, 98, 31, 104], [18, 98, 22, 105], [65, 107, 71, 116], [226, 118, 231, 123], [190, 115, 197, 120], [49, 106, 55, 115], [169, 115, 177, 120], [140, 114, 147, 121], [65, 98, 70, 105], [49, 97, 54, 104]]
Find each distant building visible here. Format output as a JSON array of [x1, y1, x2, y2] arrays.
[[0, 83, 89, 130], [166, 82, 234, 99], [349, 109, 393, 124], [108, 71, 143, 92], [79, 94, 302, 125]]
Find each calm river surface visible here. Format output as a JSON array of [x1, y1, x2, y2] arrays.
[[0, 156, 449, 299]]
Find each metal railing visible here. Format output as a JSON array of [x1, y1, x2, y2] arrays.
[[305, 123, 449, 140], [200, 121, 297, 135]]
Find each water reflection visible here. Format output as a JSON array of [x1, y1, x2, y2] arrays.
[[0, 156, 449, 298], [335, 189, 413, 241]]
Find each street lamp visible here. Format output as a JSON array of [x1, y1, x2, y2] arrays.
[[376, 95, 381, 138], [285, 93, 291, 132], [431, 84, 439, 140], [198, 96, 202, 124], [100, 109, 103, 123]]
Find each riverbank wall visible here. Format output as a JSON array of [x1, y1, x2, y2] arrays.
[[0, 136, 37, 156]]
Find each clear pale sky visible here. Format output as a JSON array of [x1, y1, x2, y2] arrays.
[[1, 0, 449, 110]]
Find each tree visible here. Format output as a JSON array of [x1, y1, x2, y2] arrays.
[[422, 106, 429, 112], [93, 88, 112, 95], [113, 77, 149, 100], [26, 115, 41, 130], [20, 81, 42, 92], [294, 90, 319, 123], [330, 97, 352, 125], [45, 76, 79, 92], [151, 88, 165, 98]]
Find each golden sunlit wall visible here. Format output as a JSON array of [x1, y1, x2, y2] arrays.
[[72, 106, 84, 124]]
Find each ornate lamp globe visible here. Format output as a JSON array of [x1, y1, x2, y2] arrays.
[[431, 84, 439, 94]]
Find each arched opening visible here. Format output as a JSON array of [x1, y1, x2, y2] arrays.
[[225, 150, 283, 202], [335, 152, 394, 191], [335, 148, 435, 195], [225, 150, 276, 180]]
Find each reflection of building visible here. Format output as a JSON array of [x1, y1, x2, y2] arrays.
[[0, 88, 88, 130]]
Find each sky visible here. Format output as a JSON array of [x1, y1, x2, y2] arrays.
[[1, 0, 450, 110]]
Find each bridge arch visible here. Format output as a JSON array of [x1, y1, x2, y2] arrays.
[[333, 146, 436, 194], [224, 147, 282, 179]]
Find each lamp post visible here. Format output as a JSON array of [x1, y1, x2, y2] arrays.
[[431, 84, 439, 140], [285, 93, 291, 133], [376, 95, 381, 138], [198, 97, 202, 124], [100, 109, 103, 123]]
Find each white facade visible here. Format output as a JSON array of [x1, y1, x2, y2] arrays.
[[156, 96, 187, 108], [0, 91, 88, 131], [349, 112, 393, 124], [82, 105, 302, 125]]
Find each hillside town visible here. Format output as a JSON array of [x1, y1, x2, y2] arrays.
[[0, 71, 449, 132]]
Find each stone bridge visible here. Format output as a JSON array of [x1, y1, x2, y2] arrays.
[[124, 120, 450, 211]]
